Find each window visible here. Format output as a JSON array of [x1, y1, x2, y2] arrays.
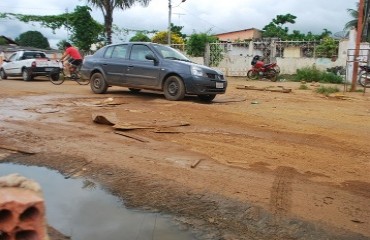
[[104, 46, 114, 58], [111, 45, 128, 59], [130, 45, 153, 61]]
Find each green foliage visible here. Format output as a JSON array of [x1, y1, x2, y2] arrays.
[[113, 24, 157, 42], [186, 32, 218, 57], [0, 6, 104, 51], [86, 0, 151, 44], [68, 6, 104, 51], [262, 14, 333, 41], [294, 66, 343, 84], [345, 2, 358, 30], [298, 84, 309, 90], [0, 38, 7, 45], [262, 14, 296, 39], [129, 32, 151, 42], [15, 31, 50, 49], [151, 31, 184, 44], [315, 37, 339, 57], [315, 86, 340, 96], [170, 24, 186, 40]]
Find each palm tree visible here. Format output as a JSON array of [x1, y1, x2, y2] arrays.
[[344, 3, 359, 30], [345, 1, 370, 41], [86, 0, 151, 44]]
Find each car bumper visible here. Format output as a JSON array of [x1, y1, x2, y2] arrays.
[[29, 67, 61, 76], [184, 76, 227, 95]]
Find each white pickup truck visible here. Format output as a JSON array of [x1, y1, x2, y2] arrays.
[[0, 50, 61, 81]]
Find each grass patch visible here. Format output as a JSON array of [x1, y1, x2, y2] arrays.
[[315, 86, 340, 96], [298, 84, 309, 90], [294, 66, 343, 84]]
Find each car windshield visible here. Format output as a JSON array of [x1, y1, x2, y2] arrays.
[[153, 44, 190, 62]]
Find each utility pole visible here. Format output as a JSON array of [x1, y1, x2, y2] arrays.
[[351, 0, 365, 91], [168, 0, 186, 46], [168, 0, 172, 45]]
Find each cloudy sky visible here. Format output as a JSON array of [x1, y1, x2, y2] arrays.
[[0, 0, 358, 48]]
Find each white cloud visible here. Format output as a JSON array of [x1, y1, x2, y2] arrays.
[[0, 0, 357, 48]]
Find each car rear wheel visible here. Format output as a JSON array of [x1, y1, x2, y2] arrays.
[[22, 68, 33, 81], [0, 69, 7, 79], [90, 72, 108, 94], [198, 94, 216, 102], [163, 75, 185, 101]]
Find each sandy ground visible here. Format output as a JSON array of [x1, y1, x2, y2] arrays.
[[0, 76, 369, 240]]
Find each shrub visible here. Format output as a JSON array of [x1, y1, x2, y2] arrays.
[[315, 86, 340, 96], [294, 66, 343, 84]]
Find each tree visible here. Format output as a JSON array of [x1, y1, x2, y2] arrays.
[[262, 14, 297, 39], [344, 2, 370, 41], [15, 31, 50, 49], [345, 2, 359, 30], [152, 31, 184, 44], [170, 23, 186, 40], [129, 32, 151, 42], [0, 6, 104, 51], [186, 32, 217, 57], [0, 38, 8, 45], [315, 37, 339, 58], [68, 6, 105, 51], [86, 0, 151, 45]]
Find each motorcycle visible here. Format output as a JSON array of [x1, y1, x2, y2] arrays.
[[247, 55, 280, 82], [358, 65, 370, 88]]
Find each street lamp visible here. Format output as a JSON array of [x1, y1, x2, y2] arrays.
[[168, 0, 186, 46]]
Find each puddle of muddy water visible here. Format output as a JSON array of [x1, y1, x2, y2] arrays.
[[0, 163, 196, 240]]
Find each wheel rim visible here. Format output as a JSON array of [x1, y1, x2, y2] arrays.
[[93, 76, 102, 89], [22, 70, 28, 80], [168, 81, 179, 96]]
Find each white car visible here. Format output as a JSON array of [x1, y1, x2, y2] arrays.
[[0, 50, 61, 81]]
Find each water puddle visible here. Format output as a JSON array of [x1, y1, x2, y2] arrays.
[[0, 163, 196, 240]]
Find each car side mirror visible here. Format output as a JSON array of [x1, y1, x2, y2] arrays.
[[145, 53, 158, 63]]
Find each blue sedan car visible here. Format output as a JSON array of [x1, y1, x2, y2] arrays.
[[80, 42, 227, 101]]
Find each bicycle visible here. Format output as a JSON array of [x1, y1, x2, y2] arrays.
[[49, 62, 89, 85]]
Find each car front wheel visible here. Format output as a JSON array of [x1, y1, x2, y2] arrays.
[[163, 75, 185, 101], [90, 72, 108, 94], [0, 69, 7, 79]]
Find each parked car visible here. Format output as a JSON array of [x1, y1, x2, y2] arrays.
[[0, 50, 61, 81], [80, 42, 227, 101]]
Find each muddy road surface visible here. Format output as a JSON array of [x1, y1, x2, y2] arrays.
[[0, 77, 369, 239]]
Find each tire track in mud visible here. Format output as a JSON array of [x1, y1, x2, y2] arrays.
[[269, 166, 295, 238]]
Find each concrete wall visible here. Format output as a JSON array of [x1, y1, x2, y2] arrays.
[[188, 39, 353, 76]]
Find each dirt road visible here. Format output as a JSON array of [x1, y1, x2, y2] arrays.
[[0, 77, 369, 239]]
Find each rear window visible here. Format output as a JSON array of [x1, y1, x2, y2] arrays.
[[103, 44, 128, 59], [23, 52, 46, 59]]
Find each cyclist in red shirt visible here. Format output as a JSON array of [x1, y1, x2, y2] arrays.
[[60, 42, 83, 77]]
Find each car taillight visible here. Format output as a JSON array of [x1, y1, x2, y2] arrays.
[[31, 61, 36, 68]]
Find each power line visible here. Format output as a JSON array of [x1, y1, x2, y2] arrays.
[[178, 5, 229, 33], [0, 5, 62, 11]]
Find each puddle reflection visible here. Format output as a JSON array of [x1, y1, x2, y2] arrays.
[[0, 163, 196, 240]]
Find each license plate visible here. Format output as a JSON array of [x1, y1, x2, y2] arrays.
[[216, 82, 224, 88], [45, 68, 53, 71]]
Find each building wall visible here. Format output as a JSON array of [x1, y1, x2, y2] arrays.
[[215, 29, 262, 42]]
